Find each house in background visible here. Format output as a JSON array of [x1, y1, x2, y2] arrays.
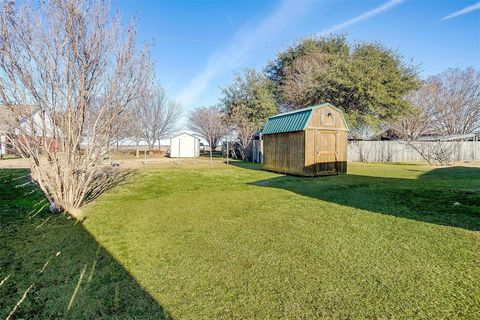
[[0, 106, 16, 156], [170, 132, 200, 158], [0, 105, 36, 157], [0, 132, 8, 157], [417, 133, 479, 142], [0, 105, 57, 158]]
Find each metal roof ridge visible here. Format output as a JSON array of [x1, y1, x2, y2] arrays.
[[268, 103, 331, 119]]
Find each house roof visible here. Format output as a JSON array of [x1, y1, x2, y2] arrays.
[[262, 103, 348, 135], [418, 133, 478, 141]]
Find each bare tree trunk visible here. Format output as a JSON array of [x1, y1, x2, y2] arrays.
[[209, 137, 213, 165], [138, 87, 182, 153], [226, 140, 229, 164], [187, 106, 228, 163]]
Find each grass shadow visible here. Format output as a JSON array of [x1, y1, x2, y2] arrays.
[[0, 169, 171, 319], [245, 164, 480, 231], [83, 168, 136, 205], [226, 160, 263, 171]]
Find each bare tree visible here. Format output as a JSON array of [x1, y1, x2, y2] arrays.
[[138, 86, 182, 151], [389, 89, 433, 141], [126, 101, 146, 158], [110, 106, 139, 152], [408, 141, 455, 166], [423, 68, 480, 135], [388, 77, 471, 166], [227, 104, 258, 161], [130, 128, 145, 158], [396, 68, 480, 138], [0, 0, 153, 213], [391, 113, 455, 166], [220, 69, 277, 161], [187, 105, 227, 163]]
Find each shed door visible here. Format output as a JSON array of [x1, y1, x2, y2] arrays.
[[315, 130, 337, 174]]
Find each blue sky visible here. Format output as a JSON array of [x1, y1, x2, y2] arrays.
[[113, 0, 480, 112]]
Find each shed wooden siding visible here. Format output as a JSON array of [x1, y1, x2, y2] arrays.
[[307, 107, 348, 131], [305, 106, 348, 175], [262, 104, 348, 176], [304, 129, 348, 176], [263, 131, 305, 175]]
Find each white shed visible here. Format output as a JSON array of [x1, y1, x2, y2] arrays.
[[170, 132, 200, 158]]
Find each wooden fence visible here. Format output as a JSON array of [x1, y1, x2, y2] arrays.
[[347, 141, 480, 162]]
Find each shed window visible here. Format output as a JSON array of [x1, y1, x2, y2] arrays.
[[321, 109, 336, 126]]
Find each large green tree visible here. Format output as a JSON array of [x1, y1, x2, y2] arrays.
[[222, 68, 278, 125], [221, 68, 277, 159], [266, 36, 420, 137]]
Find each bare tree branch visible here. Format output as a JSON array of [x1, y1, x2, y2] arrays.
[[136, 86, 182, 151], [388, 68, 480, 166], [187, 105, 227, 162], [0, 0, 153, 213]]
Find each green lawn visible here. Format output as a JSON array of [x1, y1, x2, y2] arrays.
[[1, 163, 479, 319]]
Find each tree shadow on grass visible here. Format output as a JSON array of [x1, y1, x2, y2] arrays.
[[82, 168, 138, 205], [0, 169, 171, 319], [235, 163, 480, 231]]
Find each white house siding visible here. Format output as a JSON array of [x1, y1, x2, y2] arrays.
[[170, 133, 200, 158]]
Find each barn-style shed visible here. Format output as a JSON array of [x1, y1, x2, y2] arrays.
[[262, 103, 349, 176]]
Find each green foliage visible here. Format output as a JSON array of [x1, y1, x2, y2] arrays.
[[221, 68, 278, 128], [267, 36, 420, 136], [266, 35, 349, 84]]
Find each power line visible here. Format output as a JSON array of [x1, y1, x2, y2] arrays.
[[139, 32, 274, 51]]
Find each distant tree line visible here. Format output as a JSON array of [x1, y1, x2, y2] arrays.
[[123, 86, 182, 157], [189, 35, 479, 160]]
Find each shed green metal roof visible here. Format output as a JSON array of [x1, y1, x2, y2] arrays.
[[262, 103, 340, 135]]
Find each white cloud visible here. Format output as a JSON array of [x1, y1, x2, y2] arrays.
[[177, 0, 309, 107], [321, 0, 405, 35], [177, 0, 407, 107], [441, 1, 480, 21]]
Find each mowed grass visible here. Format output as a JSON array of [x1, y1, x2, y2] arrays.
[[0, 170, 168, 319], [1, 163, 480, 319]]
